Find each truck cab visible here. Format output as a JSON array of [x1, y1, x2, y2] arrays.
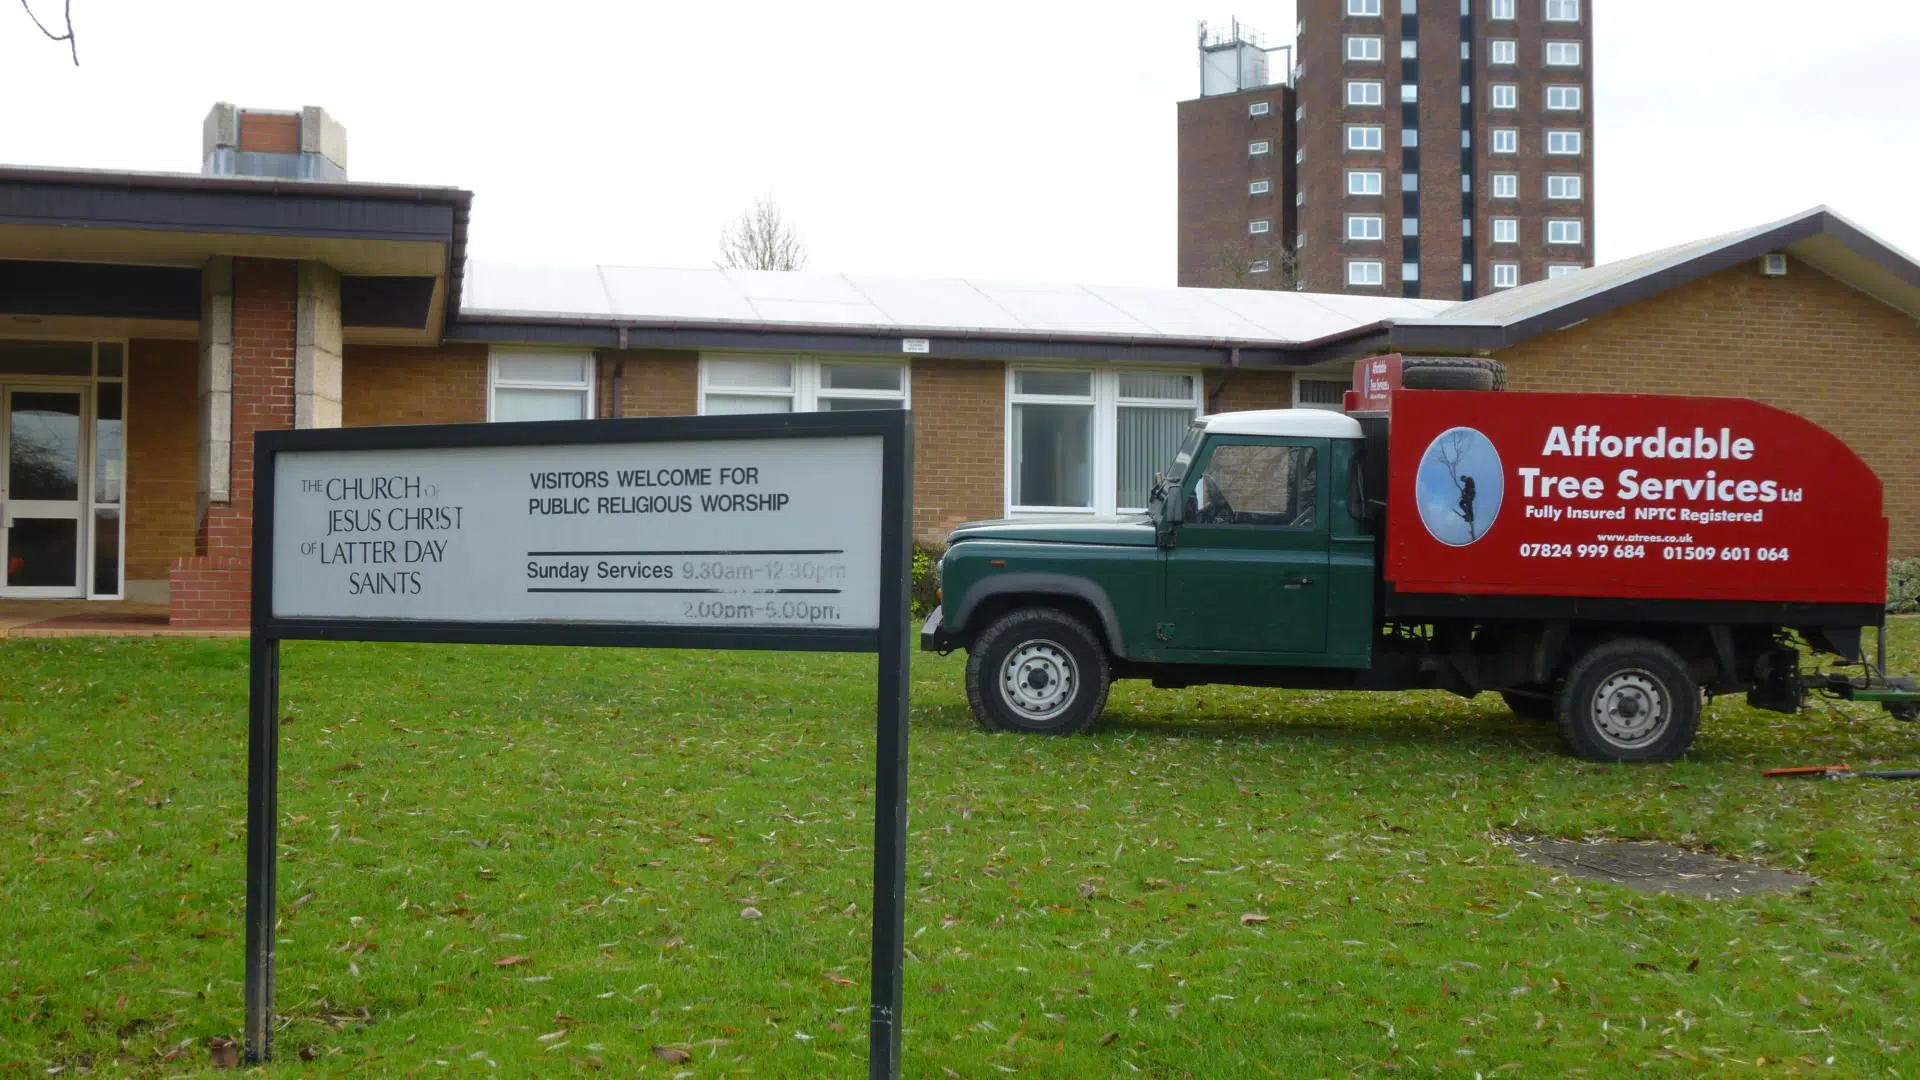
[[925, 409, 1379, 731]]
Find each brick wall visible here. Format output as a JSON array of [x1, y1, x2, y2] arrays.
[[1205, 368, 1294, 413], [1177, 86, 1296, 287], [238, 111, 299, 154], [1494, 256, 1920, 555], [595, 349, 699, 418], [125, 339, 199, 588], [912, 358, 1005, 543], [343, 344, 487, 425], [170, 257, 298, 626]]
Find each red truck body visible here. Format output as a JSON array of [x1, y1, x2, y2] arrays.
[[1357, 366, 1887, 609]]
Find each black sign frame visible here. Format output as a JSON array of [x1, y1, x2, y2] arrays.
[[243, 409, 913, 1079]]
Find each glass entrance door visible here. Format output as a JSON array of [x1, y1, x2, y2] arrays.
[[1, 386, 86, 597]]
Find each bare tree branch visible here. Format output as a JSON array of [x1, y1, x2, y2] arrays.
[[1203, 237, 1298, 291], [717, 194, 808, 272], [18, 0, 77, 65]]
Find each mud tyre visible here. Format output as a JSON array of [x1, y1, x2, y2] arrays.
[[965, 608, 1111, 736]]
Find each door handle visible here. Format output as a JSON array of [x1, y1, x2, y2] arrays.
[[1280, 574, 1314, 589]]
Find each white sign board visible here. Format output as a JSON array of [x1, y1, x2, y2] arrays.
[[270, 435, 884, 629]]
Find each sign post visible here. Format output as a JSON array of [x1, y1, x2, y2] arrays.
[[243, 410, 912, 1078]]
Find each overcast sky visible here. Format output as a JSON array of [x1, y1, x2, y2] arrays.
[[2, 1, 1916, 287]]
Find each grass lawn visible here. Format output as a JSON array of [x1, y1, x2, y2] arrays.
[[2, 623, 1918, 1077]]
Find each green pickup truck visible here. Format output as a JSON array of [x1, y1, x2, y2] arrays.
[[920, 363, 1914, 762]]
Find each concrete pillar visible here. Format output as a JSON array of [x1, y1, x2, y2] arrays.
[[196, 257, 233, 508], [296, 262, 343, 429]]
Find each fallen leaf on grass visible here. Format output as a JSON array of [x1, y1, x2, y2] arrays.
[[1239, 912, 1270, 926], [298, 1046, 316, 1061], [653, 1046, 693, 1063], [1099, 1032, 1119, 1046], [207, 1037, 239, 1069], [823, 972, 855, 986], [741, 906, 763, 920], [493, 955, 531, 968]]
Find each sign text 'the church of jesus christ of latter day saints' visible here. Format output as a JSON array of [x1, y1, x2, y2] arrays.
[[268, 435, 885, 629]]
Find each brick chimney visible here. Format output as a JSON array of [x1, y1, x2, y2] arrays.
[[202, 103, 347, 180]]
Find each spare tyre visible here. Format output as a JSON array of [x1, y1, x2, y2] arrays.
[[1400, 356, 1507, 391]]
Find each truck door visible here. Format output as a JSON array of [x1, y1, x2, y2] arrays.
[[1163, 437, 1329, 655]]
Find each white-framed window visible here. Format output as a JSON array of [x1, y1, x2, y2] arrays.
[[1250, 218, 1272, 234], [1402, 261, 1421, 281], [1402, 172, 1419, 191], [1249, 100, 1272, 117], [1547, 85, 1582, 110], [1462, 219, 1474, 236], [1490, 0, 1515, 17], [1547, 173, 1583, 199], [1491, 128, 1518, 154], [1297, 191, 1307, 206], [1462, 263, 1474, 283], [1345, 35, 1383, 61], [1293, 378, 1350, 412], [1545, 41, 1582, 66], [1296, 105, 1306, 122], [1547, 129, 1583, 155], [1492, 217, 1519, 243], [1296, 232, 1307, 249], [1491, 84, 1517, 109], [1296, 147, 1305, 164], [1249, 179, 1271, 195], [1400, 39, 1418, 58], [699, 354, 909, 414], [1462, 174, 1473, 191], [1401, 83, 1418, 103], [1347, 79, 1384, 106], [1347, 0, 1383, 14], [1490, 39, 1517, 64], [1347, 124, 1384, 151], [1402, 216, 1419, 235], [1399, 128, 1417, 148], [1348, 169, 1384, 195], [489, 349, 594, 422], [1006, 368, 1200, 515], [1249, 139, 1271, 156], [1492, 263, 1520, 289], [1546, 0, 1580, 19], [1461, 129, 1472, 148], [1250, 259, 1272, 274], [1347, 214, 1385, 241], [1402, 0, 1418, 12], [1547, 263, 1582, 278], [1461, 40, 1471, 59], [1347, 260, 1385, 286], [1547, 219, 1584, 244], [1491, 172, 1518, 198]]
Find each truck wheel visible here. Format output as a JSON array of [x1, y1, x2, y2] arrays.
[[1555, 638, 1701, 762], [965, 608, 1111, 736], [1400, 357, 1507, 392], [1499, 689, 1556, 723]]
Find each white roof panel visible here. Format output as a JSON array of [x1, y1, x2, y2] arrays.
[[597, 266, 758, 323], [460, 260, 1460, 345], [463, 262, 613, 319]]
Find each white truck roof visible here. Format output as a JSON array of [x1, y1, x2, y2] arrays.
[[1200, 408, 1363, 439]]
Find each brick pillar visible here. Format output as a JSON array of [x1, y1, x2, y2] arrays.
[[170, 258, 301, 627]]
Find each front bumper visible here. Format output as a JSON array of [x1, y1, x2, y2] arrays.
[[920, 606, 955, 652]]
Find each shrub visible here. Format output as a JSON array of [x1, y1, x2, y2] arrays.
[[1891, 558, 1920, 614], [911, 542, 944, 619]]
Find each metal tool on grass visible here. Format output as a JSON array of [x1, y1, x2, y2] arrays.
[[1762, 763, 1920, 780]]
